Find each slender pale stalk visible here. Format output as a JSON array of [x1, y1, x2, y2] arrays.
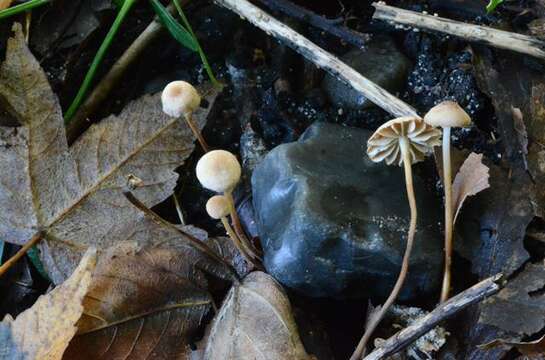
[[351, 137, 417, 360], [440, 127, 453, 303], [184, 113, 209, 152], [224, 191, 261, 260], [220, 217, 255, 265]]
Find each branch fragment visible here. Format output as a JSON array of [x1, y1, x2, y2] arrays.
[[214, 0, 417, 118], [363, 274, 504, 360], [372, 2, 545, 60]]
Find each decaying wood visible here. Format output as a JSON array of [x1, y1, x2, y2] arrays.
[[372, 2, 545, 60], [214, 0, 418, 118], [66, 3, 184, 143], [257, 0, 369, 49], [363, 274, 504, 360]]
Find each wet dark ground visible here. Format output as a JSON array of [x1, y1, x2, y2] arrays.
[[1, 0, 545, 359]]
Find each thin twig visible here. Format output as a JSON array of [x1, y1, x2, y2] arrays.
[[214, 0, 417, 118], [66, 3, 185, 143], [363, 273, 504, 360], [123, 191, 240, 283], [173, 192, 186, 225], [0, 232, 43, 278], [256, 0, 369, 49], [372, 2, 545, 60]]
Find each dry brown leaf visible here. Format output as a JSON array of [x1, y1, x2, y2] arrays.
[[0, 24, 218, 284], [202, 271, 311, 360], [0, 0, 12, 11], [480, 334, 545, 358], [63, 217, 241, 360], [479, 262, 545, 337], [512, 107, 529, 169], [527, 83, 545, 218], [0, 248, 96, 360], [452, 152, 490, 223]]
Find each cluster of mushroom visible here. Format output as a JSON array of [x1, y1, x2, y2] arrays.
[[161, 79, 472, 356], [196, 150, 261, 268], [352, 101, 471, 359], [161, 81, 260, 268]]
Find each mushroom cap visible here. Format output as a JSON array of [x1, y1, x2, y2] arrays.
[[423, 101, 471, 128], [196, 150, 241, 193], [206, 195, 230, 219], [161, 80, 201, 118], [367, 116, 442, 166]]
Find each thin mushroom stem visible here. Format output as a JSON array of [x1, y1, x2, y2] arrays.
[[184, 113, 209, 152], [224, 191, 261, 260], [351, 137, 417, 360], [440, 126, 453, 303], [220, 216, 257, 266]]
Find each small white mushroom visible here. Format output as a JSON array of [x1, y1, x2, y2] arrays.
[[206, 195, 257, 266], [352, 116, 441, 360], [196, 150, 241, 193], [205, 194, 231, 220], [161, 80, 209, 151], [424, 100, 472, 303], [197, 150, 261, 265]]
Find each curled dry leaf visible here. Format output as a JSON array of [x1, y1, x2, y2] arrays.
[[63, 216, 241, 360], [479, 334, 545, 358], [479, 262, 545, 336], [452, 152, 490, 223], [0, 24, 218, 284], [202, 271, 311, 360], [0, 248, 96, 360]]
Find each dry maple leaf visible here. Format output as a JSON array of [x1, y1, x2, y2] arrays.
[[202, 271, 312, 360], [0, 248, 96, 360], [63, 218, 244, 360], [0, 0, 12, 11], [65, 242, 210, 359], [479, 262, 545, 336], [452, 152, 490, 223], [0, 24, 218, 284]]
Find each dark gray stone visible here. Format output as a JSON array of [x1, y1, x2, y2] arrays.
[[252, 122, 442, 300], [322, 36, 411, 110]]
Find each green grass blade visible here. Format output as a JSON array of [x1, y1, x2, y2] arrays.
[[64, 0, 138, 123], [0, 0, 50, 20], [486, 0, 504, 13], [172, 0, 220, 87], [27, 246, 51, 281], [150, 0, 198, 52]]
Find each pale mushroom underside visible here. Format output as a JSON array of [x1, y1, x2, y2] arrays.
[[367, 117, 442, 166]]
